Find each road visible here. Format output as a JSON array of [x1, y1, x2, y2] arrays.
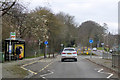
[[21, 55, 118, 80]]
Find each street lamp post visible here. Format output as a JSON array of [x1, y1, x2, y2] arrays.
[[107, 31, 109, 59], [61, 44, 64, 53], [39, 39, 41, 53], [101, 43, 104, 58], [44, 23, 48, 58]]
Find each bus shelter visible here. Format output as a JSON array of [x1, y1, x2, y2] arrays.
[[5, 38, 25, 61]]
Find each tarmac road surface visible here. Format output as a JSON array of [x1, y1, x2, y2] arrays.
[[22, 55, 118, 80]]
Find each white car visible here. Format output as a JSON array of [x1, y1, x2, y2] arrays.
[[93, 47, 97, 51], [109, 49, 113, 53], [61, 48, 77, 62]]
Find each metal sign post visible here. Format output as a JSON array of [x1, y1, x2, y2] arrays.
[[89, 39, 93, 58], [45, 44, 47, 58], [9, 41, 12, 61], [44, 41, 48, 58], [90, 43, 92, 58]]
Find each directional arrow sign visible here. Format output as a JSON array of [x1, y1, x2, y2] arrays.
[[44, 41, 48, 45], [89, 39, 93, 44]]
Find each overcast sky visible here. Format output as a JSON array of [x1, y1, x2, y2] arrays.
[[21, 0, 119, 34]]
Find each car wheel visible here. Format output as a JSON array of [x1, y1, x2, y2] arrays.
[[61, 59, 64, 62], [74, 59, 77, 62]]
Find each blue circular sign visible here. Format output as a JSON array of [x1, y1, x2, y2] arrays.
[[89, 39, 93, 43], [44, 41, 48, 45]]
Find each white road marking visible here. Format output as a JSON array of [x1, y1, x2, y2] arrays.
[[42, 77, 46, 79], [107, 73, 113, 79], [95, 68, 113, 79], [98, 69, 103, 72], [40, 70, 54, 77]]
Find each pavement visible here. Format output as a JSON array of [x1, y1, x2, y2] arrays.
[[2, 54, 57, 78]]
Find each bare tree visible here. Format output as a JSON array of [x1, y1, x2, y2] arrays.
[[0, 0, 17, 17]]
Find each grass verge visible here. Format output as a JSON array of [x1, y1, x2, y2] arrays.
[[24, 53, 48, 59], [97, 47, 103, 50], [11, 65, 28, 78]]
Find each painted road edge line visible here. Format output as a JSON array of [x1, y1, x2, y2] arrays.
[[21, 66, 37, 75]]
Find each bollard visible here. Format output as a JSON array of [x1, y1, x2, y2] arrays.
[[53, 53, 54, 58], [49, 53, 50, 58]]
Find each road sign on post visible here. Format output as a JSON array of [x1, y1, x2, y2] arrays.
[[89, 39, 93, 44], [44, 41, 48, 45], [89, 39, 93, 58], [44, 41, 48, 58]]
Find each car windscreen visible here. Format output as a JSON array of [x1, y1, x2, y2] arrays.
[[64, 49, 75, 51]]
